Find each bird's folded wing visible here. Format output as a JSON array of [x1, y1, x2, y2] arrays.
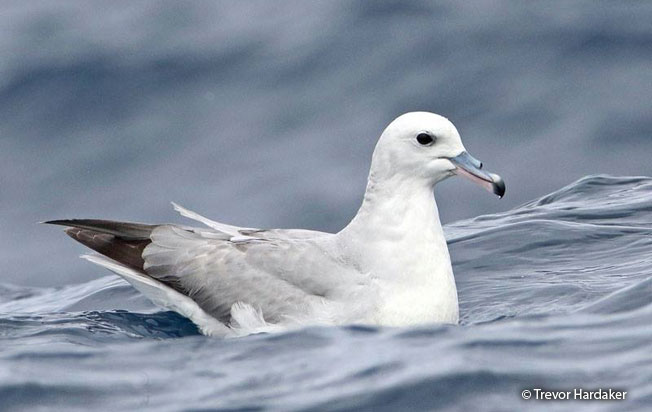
[[142, 224, 366, 324]]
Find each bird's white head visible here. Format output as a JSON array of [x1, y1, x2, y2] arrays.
[[371, 112, 505, 197]]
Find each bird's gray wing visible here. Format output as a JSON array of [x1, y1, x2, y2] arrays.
[[142, 224, 366, 325]]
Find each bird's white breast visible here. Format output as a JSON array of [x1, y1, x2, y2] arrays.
[[367, 230, 459, 325], [337, 189, 460, 326]]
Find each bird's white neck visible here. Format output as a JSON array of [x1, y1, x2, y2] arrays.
[[343, 172, 441, 238], [338, 171, 459, 325]]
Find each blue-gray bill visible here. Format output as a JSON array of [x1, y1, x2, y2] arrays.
[[450, 152, 506, 198]]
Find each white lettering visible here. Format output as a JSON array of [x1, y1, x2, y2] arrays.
[[529, 388, 627, 401]]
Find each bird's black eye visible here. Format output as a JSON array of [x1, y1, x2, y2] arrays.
[[416, 133, 435, 146]]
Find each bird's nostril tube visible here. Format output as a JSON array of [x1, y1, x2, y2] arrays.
[[479, 162, 483, 169]]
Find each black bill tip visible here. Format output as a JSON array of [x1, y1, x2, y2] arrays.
[[490, 173, 506, 198]]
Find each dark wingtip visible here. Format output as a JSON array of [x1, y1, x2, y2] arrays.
[[42, 219, 74, 227], [63, 227, 85, 241]]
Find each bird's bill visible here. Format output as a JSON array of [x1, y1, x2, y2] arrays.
[[450, 151, 505, 198]]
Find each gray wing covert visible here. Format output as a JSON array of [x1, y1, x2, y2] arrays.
[[141, 225, 360, 324]]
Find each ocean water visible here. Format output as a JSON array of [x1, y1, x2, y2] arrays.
[[2, 175, 651, 411], [2, 1, 652, 410]]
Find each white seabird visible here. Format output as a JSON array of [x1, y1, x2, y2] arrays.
[[46, 112, 505, 337]]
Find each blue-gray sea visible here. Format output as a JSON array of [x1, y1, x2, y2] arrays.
[[2, 176, 652, 411], [2, 1, 652, 411]]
